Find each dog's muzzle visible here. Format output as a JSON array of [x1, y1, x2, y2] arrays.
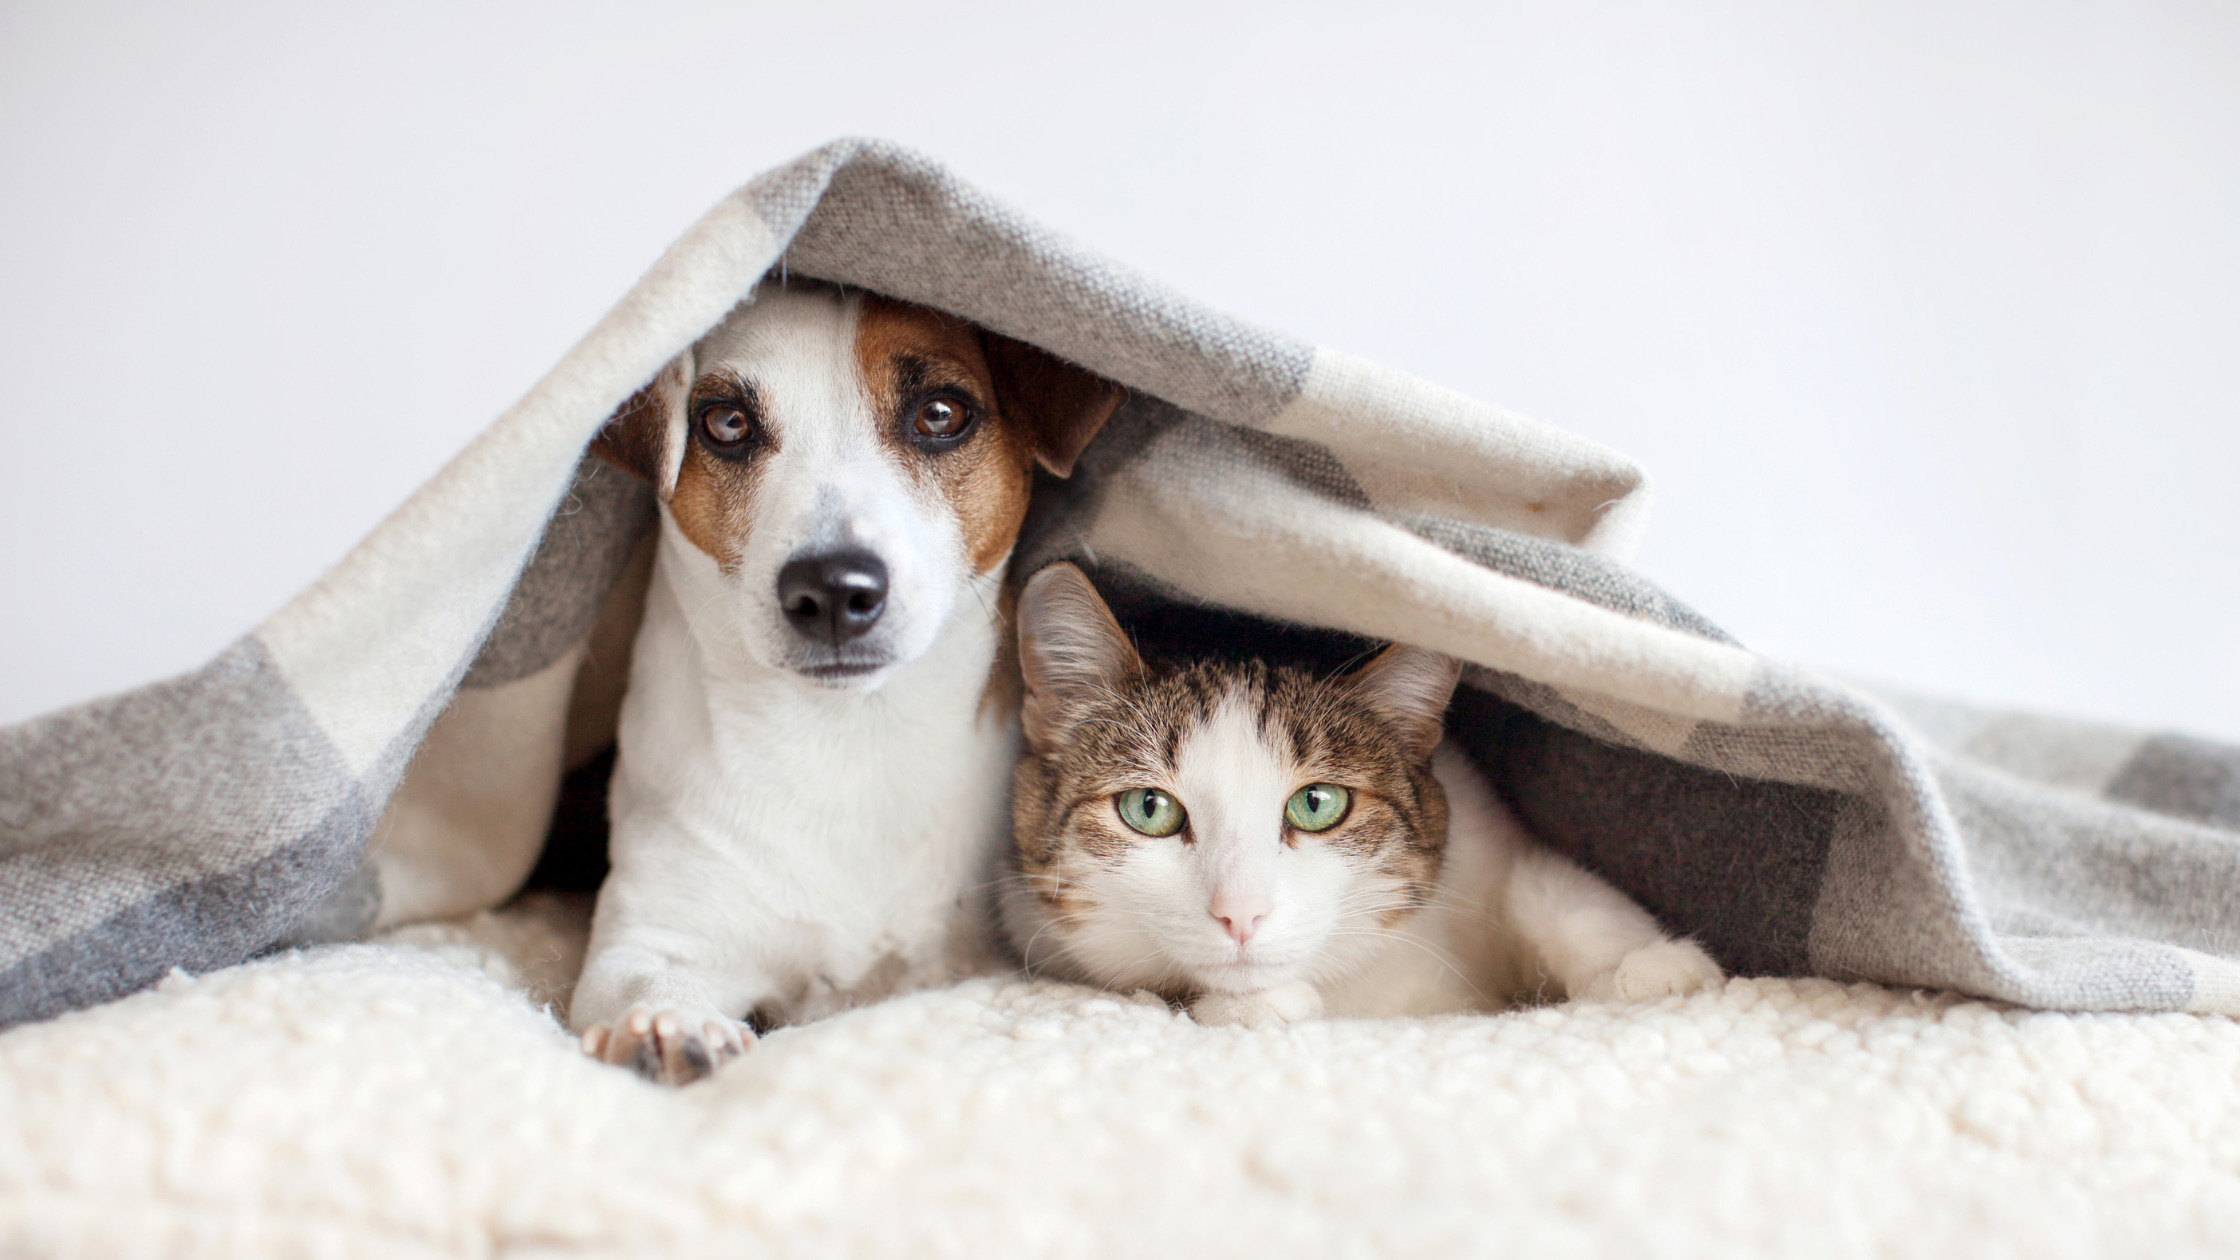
[[778, 548, 889, 647]]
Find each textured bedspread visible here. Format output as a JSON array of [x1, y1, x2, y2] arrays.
[[4, 903, 2238, 1258]]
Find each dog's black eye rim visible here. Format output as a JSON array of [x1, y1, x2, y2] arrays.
[[905, 390, 980, 449], [694, 398, 760, 458]]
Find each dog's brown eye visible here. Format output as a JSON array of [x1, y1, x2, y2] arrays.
[[700, 406, 753, 446], [914, 398, 968, 439]]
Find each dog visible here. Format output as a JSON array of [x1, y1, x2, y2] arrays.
[[570, 277, 1123, 1084]]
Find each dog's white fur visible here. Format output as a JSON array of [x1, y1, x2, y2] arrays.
[[571, 284, 1057, 1079]]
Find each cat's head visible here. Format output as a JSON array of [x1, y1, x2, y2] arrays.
[[1006, 563, 1462, 1000]]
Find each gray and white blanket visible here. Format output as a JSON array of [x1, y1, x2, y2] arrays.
[[4, 139, 2236, 1030]]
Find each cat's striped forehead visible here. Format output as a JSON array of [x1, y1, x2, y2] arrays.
[[1007, 646, 1456, 998], [1056, 659, 1387, 779], [1035, 656, 1442, 848], [1010, 650, 1449, 931]]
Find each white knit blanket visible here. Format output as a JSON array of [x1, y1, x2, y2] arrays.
[[5, 898, 2237, 1258]]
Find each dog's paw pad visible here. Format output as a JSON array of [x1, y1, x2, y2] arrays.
[[1583, 940, 1724, 1003], [581, 1008, 755, 1086]]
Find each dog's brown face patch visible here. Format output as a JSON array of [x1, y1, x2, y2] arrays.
[[853, 295, 1036, 577], [667, 370, 772, 573], [595, 282, 1121, 612]]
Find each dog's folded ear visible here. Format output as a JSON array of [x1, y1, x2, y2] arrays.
[[589, 351, 695, 499], [983, 334, 1127, 479]]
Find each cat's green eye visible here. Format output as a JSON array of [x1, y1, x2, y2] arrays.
[[1285, 784, 1351, 832], [1116, 787, 1188, 837]]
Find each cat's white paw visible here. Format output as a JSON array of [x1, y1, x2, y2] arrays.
[[1190, 982, 1325, 1029], [1578, 939, 1724, 1003], [581, 1006, 755, 1086]]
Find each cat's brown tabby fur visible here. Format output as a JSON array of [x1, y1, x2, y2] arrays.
[[1012, 655, 1448, 939]]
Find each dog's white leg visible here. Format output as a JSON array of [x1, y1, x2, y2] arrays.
[[570, 810, 790, 1088], [572, 941, 768, 1086]]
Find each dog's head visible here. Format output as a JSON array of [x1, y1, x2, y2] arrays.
[[592, 280, 1124, 688]]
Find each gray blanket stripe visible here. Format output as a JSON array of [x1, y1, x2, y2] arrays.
[[0, 640, 369, 1023], [461, 457, 657, 690], [2105, 735, 2240, 828], [0, 782, 379, 1027], [779, 140, 1316, 427], [1403, 517, 1739, 645], [1451, 687, 1839, 979]]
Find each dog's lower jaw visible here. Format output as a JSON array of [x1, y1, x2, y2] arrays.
[[570, 550, 1017, 1051]]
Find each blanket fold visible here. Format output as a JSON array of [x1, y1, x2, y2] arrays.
[[4, 137, 2235, 1030]]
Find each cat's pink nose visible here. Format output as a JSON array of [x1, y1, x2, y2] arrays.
[[1209, 893, 1269, 946]]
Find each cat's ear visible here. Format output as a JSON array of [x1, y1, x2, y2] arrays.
[[1017, 562, 1143, 750], [1344, 645, 1462, 759]]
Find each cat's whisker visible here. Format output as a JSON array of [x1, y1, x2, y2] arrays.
[[1017, 907, 1121, 960], [1328, 891, 1419, 923], [1331, 887, 1415, 911], [1314, 927, 1490, 1003], [1031, 924, 1168, 973], [1412, 884, 1510, 926]]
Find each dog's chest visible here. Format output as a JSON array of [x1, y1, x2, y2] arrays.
[[610, 561, 1016, 989], [700, 679, 1017, 926]]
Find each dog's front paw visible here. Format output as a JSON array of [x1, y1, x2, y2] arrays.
[[581, 1007, 755, 1086], [1190, 982, 1324, 1030], [1578, 939, 1724, 1003]]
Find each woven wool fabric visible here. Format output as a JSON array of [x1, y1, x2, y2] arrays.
[[2, 138, 2237, 1029]]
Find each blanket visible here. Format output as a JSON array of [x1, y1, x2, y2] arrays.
[[7, 905, 2240, 1257], [3, 137, 2238, 1030]]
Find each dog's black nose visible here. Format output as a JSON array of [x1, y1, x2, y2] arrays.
[[777, 550, 889, 645]]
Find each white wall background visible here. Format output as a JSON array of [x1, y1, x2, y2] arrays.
[[3, 0, 2235, 740]]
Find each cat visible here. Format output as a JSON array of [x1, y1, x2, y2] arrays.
[[1001, 562, 1724, 1028]]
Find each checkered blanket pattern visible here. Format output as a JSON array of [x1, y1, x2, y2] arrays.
[[4, 138, 2235, 1029]]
